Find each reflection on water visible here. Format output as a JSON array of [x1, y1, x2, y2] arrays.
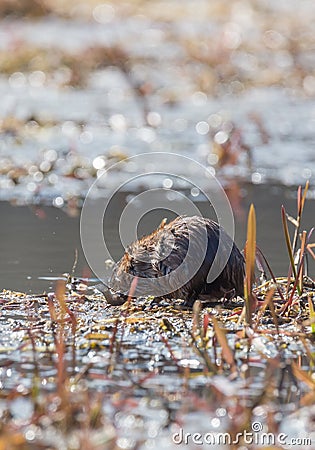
[[0, 183, 314, 293]]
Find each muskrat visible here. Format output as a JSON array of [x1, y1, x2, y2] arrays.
[[104, 215, 245, 307]]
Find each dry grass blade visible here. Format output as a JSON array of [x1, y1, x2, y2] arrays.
[[308, 296, 315, 335], [299, 230, 307, 291], [281, 205, 296, 278], [286, 213, 299, 227], [281, 261, 305, 314], [212, 316, 237, 374], [160, 335, 180, 367], [301, 180, 309, 210], [282, 228, 314, 314], [244, 204, 256, 326], [292, 181, 309, 254], [192, 299, 202, 338], [56, 278, 67, 317], [292, 361, 315, 390], [119, 276, 138, 334], [307, 242, 315, 261], [255, 246, 285, 302], [281, 205, 301, 295], [71, 248, 79, 276], [47, 293, 57, 321], [306, 227, 314, 250], [203, 312, 210, 338], [55, 280, 67, 398], [297, 185, 302, 216], [254, 285, 277, 332], [268, 300, 279, 334], [109, 277, 139, 361], [178, 310, 216, 373]]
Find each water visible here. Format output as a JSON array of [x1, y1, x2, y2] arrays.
[[0, 183, 314, 293]]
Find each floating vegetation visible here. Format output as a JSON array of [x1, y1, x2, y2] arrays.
[[0, 279, 315, 449], [0, 187, 314, 448]]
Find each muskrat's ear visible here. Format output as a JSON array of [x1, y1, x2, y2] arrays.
[[121, 252, 134, 270], [125, 252, 131, 261]]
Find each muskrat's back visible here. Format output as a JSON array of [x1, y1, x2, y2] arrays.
[[107, 215, 245, 306]]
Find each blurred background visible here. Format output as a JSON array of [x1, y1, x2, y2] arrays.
[[0, 0, 314, 291]]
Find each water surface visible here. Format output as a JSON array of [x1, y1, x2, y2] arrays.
[[1, 183, 314, 293]]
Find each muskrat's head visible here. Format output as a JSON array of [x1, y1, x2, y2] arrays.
[[109, 222, 178, 298], [113, 251, 156, 279]]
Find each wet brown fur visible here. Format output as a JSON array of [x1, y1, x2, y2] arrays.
[[107, 216, 245, 306]]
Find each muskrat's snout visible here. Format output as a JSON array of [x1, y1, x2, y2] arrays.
[[94, 283, 128, 306], [108, 215, 245, 307]]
